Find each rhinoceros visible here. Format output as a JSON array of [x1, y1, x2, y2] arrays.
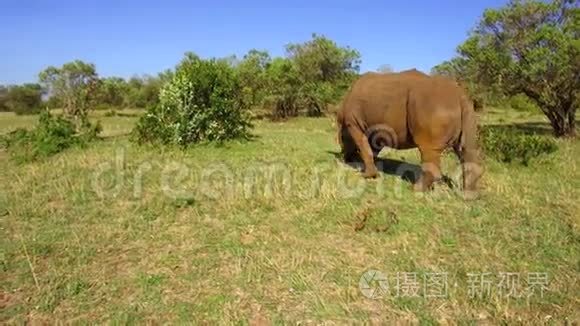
[[336, 69, 483, 197]]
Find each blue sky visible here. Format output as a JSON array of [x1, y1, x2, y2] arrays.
[[0, 0, 508, 84]]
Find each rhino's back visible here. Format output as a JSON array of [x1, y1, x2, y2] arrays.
[[337, 71, 429, 148], [341, 70, 428, 123], [405, 75, 466, 146]]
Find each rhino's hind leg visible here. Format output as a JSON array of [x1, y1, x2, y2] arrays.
[[453, 145, 483, 199], [414, 147, 443, 192], [346, 124, 378, 178]]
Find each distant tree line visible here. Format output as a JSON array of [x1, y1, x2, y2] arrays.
[[0, 67, 172, 116], [219, 33, 361, 119], [1, 33, 360, 122], [0, 84, 43, 115]]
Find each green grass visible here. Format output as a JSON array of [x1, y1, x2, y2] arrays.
[[1, 109, 579, 324]]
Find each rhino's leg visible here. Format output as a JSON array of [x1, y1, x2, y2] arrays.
[[340, 128, 361, 163], [346, 124, 378, 178], [453, 145, 483, 198], [414, 147, 442, 192]]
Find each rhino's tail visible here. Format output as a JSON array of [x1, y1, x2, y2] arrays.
[[458, 93, 483, 193], [459, 94, 479, 163]]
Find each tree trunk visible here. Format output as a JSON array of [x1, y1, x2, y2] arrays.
[[567, 109, 576, 137], [547, 106, 576, 138], [522, 88, 577, 138]]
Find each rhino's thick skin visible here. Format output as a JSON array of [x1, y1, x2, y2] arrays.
[[336, 69, 483, 197]]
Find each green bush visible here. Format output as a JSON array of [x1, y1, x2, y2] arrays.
[[2, 84, 44, 115], [1, 110, 101, 163], [508, 93, 540, 112], [132, 53, 253, 146], [480, 127, 557, 165]]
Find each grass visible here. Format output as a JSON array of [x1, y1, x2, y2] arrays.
[[1, 108, 579, 324]]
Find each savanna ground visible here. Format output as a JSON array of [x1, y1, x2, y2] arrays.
[[0, 108, 578, 324]]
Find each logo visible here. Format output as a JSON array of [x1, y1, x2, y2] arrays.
[[359, 269, 389, 299], [366, 124, 398, 154]]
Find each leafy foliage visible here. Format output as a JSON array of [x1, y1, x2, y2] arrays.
[[1, 110, 101, 163], [95, 77, 128, 109], [480, 126, 558, 165], [435, 0, 579, 136], [0, 86, 7, 111], [2, 35, 360, 122], [265, 34, 361, 119], [132, 53, 253, 146], [0, 83, 44, 115], [89, 72, 171, 111], [262, 56, 335, 119], [235, 49, 272, 111], [430, 58, 498, 110], [508, 93, 541, 112], [124, 74, 169, 109], [39, 60, 100, 129]]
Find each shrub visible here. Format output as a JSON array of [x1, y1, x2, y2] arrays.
[[132, 53, 253, 146], [2, 84, 44, 115], [508, 94, 540, 112], [480, 126, 557, 165], [1, 110, 101, 163]]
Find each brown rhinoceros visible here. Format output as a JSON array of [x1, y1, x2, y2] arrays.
[[336, 69, 483, 196]]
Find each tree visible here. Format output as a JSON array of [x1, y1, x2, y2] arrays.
[[430, 59, 462, 78], [157, 69, 174, 85], [265, 57, 302, 118], [125, 76, 145, 108], [430, 58, 492, 110], [455, 0, 579, 137], [236, 49, 272, 110], [132, 52, 253, 145], [123, 74, 165, 109], [97, 77, 128, 108], [2, 84, 43, 115], [0, 86, 9, 112], [286, 33, 361, 93], [377, 64, 394, 73], [139, 75, 164, 108], [266, 33, 361, 118], [39, 60, 99, 128]]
